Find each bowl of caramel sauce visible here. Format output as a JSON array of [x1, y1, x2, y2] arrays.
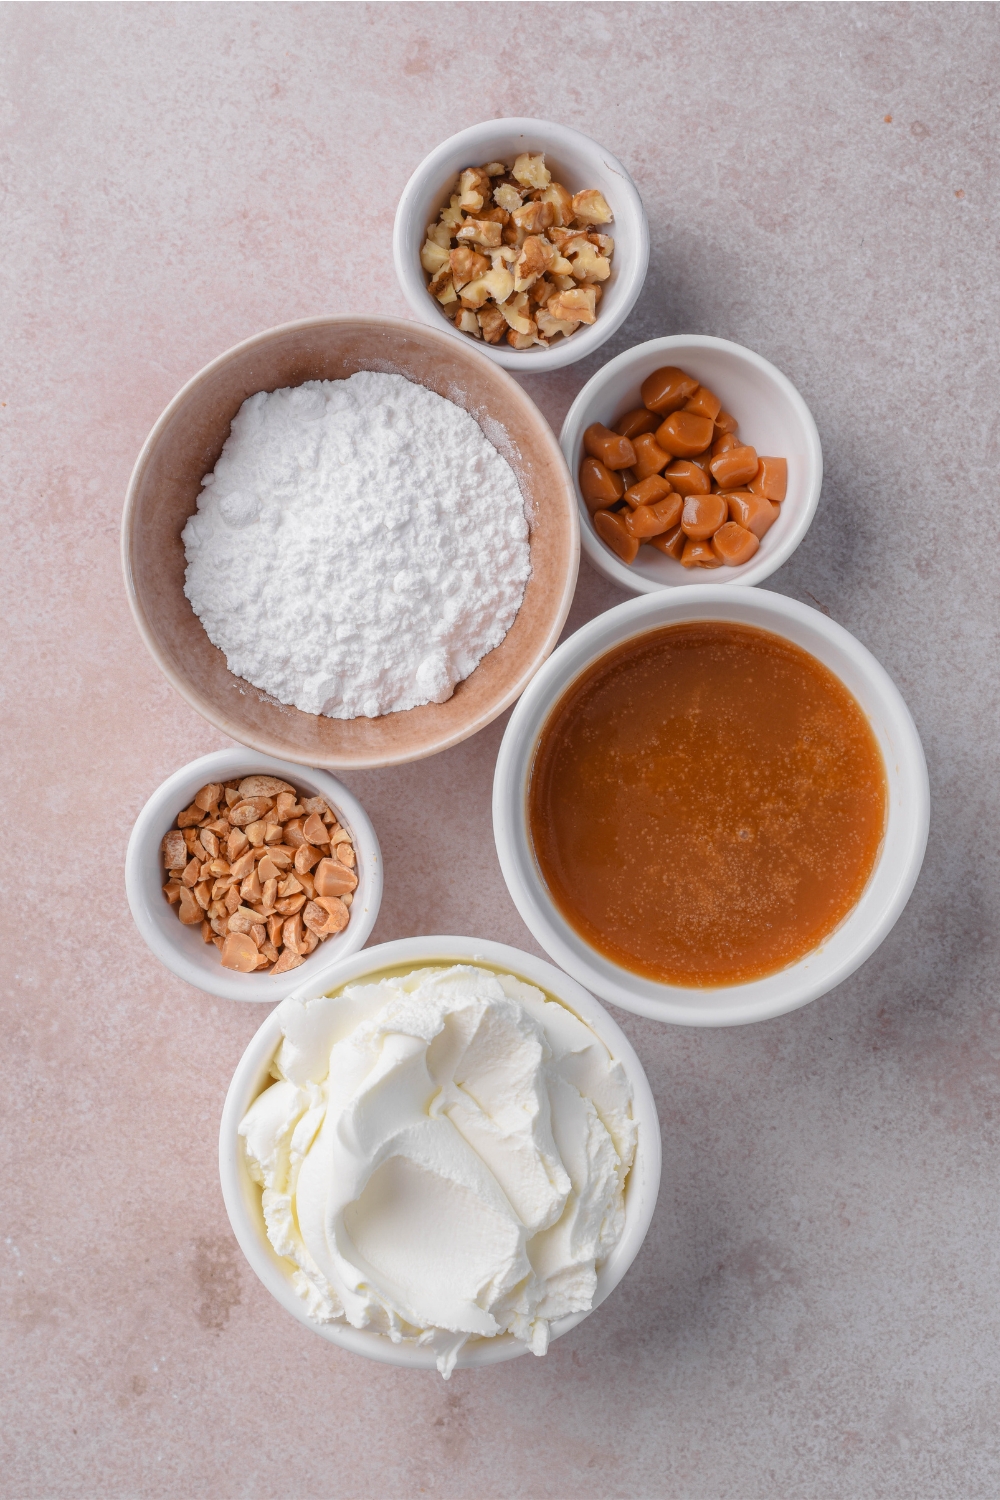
[[493, 587, 928, 1025]]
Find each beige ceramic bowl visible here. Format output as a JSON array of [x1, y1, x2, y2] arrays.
[[121, 315, 579, 769]]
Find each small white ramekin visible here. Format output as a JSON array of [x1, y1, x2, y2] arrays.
[[560, 335, 823, 593], [219, 935, 661, 1372], [393, 117, 649, 373], [493, 588, 929, 1027], [125, 750, 382, 1002]]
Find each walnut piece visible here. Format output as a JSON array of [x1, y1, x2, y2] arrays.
[[512, 153, 551, 189], [570, 189, 613, 225], [420, 152, 616, 350], [547, 286, 598, 324]]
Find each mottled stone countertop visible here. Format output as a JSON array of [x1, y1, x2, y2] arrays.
[[3, 4, 998, 1497]]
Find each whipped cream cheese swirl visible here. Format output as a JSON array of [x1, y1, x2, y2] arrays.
[[240, 964, 636, 1377]]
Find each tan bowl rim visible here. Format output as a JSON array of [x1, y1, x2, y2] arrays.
[[120, 314, 580, 769]]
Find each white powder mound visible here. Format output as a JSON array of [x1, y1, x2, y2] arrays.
[[181, 372, 531, 719]]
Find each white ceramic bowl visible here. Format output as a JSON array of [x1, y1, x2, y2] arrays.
[[219, 935, 661, 1372], [493, 587, 929, 1027], [125, 750, 382, 1002], [560, 335, 823, 593], [393, 117, 649, 373]]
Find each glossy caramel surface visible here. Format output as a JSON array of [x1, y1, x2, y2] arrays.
[[528, 622, 887, 986]]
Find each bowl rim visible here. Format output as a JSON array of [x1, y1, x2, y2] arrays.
[[125, 749, 383, 1001], [493, 586, 930, 1026], [560, 334, 824, 594], [218, 935, 662, 1371], [392, 115, 650, 373], [120, 313, 580, 770]]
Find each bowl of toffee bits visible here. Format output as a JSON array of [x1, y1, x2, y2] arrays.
[[393, 117, 649, 372], [125, 750, 382, 1001]]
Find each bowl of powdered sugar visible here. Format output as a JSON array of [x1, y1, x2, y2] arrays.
[[122, 316, 579, 768]]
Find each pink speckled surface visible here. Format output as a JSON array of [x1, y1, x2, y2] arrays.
[[2, 5, 998, 1497]]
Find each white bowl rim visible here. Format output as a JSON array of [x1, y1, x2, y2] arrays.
[[219, 934, 662, 1371], [392, 116, 650, 373], [125, 749, 383, 1001], [493, 587, 930, 1026], [560, 333, 823, 593]]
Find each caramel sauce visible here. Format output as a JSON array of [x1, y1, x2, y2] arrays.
[[528, 622, 887, 987]]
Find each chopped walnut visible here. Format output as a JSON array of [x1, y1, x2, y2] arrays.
[[427, 264, 454, 301], [420, 238, 450, 274], [455, 218, 503, 250], [547, 286, 598, 324], [421, 152, 615, 350], [458, 167, 490, 212], [449, 246, 489, 289], [567, 240, 611, 284], [540, 182, 574, 226], [494, 182, 523, 213], [512, 199, 554, 237], [161, 777, 358, 974], [536, 307, 581, 340], [570, 189, 613, 225], [514, 234, 557, 291], [512, 153, 551, 189], [499, 290, 535, 336], [478, 304, 507, 343]]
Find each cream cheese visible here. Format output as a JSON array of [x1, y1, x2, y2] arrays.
[[239, 964, 636, 1376]]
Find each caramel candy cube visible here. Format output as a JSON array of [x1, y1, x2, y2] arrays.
[[655, 411, 715, 459], [681, 493, 728, 540], [649, 523, 686, 560], [680, 537, 723, 569], [615, 408, 659, 440], [640, 366, 699, 415], [709, 444, 759, 490], [683, 386, 722, 422], [592, 509, 640, 564], [727, 492, 779, 539], [623, 474, 673, 509], [712, 521, 760, 566], [626, 494, 683, 539], [579, 458, 625, 513], [664, 460, 711, 497], [748, 456, 788, 502], [583, 424, 636, 471], [631, 434, 671, 481]]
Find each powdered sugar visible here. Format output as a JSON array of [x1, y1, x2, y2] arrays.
[[182, 372, 531, 719]]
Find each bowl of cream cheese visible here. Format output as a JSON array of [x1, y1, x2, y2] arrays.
[[219, 936, 661, 1376]]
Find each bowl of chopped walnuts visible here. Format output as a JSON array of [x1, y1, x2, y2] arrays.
[[393, 118, 649, 371], [125, 750, 382, 1001]]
